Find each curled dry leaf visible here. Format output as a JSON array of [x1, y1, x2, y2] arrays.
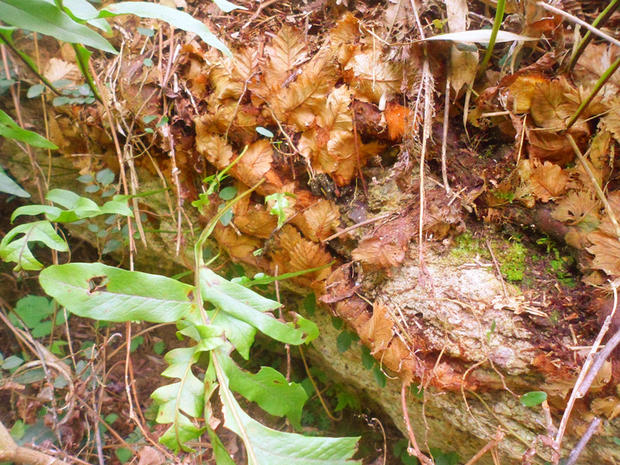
[[518, 159, 568, 202], [384, 102, 415, 140], [269, 52, 338, 130], [231, 139, 274, 187], [234, 202, 278, 239], [358, 302, 394, 354], [291, 199, 340, 242]]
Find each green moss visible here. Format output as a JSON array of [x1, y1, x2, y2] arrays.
[[500, 240, 526, 282], [450, 232, 487, 261]]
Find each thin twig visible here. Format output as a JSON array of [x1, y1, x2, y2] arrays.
[[553, 283, 618, 455], [321, 213, 391, 243], [537, 2, 620, 48], [401, 383, 433, 465], [563, 417, 601, 465], [441, 78, 451, 193], [463, 430, 504, 465]]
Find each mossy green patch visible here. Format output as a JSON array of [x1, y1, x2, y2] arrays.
[[499, 240, 526, 282], [450, 232, 487, 262]]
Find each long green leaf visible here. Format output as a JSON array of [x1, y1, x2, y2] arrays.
[[215, 353, 361, 465], [0, 0, 116, 53], [0, 221, 68, 271], [99, 2, 230, 55], [200, 268, 318, 345], [0, 110, 58, 149], [39, 263, 195, 323], [0, 166, 30, 198]]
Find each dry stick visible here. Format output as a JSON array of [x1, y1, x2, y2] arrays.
[[463, 430, 505, 465], [567, 135, 620, 239], [298, 346, 342, 421], [563, 417, 601, 465], [322, 212, 391, 243], [441, 78, 451, 194], [568, 0, 619, 70], [536, 2, 620, 48], [0, 419, 69, 465], [578, 327, 620, 397], [90, 62, 137, 267], [553, 283, 618, 457], [401, 383, 433, 465]]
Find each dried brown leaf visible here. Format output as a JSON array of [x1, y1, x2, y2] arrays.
[[552, 189, 600, 227], [344, 49, 402, 103], [587, 232, 620, 277], [231, 139, 273, 187], [271, 225, 333, 282], [291, 199, 340, 242], [194, 132, 233, 168]]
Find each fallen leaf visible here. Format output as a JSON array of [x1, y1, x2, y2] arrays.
[[291, 199, 340, 242], [587, 232, 620, 277], [552, 189, 600, 227], [344, 48, 402, 103]]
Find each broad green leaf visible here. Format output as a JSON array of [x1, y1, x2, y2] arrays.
[[0, 221, 68, 270], [39, 263, 195, 323], [12, 295, 55, 337], [520, 391, 547, 407], [200, 268, 318, 345], [222, 355, 307, 428], [0, 166, 30, 197], [216, 356, 361, 465], [100, 2, 230, 55], [208, 310, 256, 360], [0, 0, 116, 53], [424, 30, 535, 44], [158, 412, 205, 453], [0, 110, 58, 149]]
